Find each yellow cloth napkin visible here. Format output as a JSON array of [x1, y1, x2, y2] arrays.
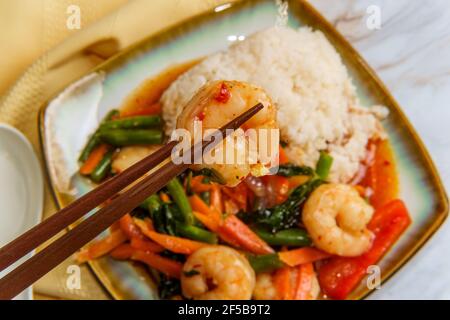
[[0, 0, 238, 300]]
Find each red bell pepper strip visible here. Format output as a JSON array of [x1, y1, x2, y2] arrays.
[[318, 199, 411, 299]]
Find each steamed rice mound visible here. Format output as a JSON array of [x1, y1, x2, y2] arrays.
[[161, 26, 387, 183]]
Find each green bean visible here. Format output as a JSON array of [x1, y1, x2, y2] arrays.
[[253, 226, 311, 247], [98, 129, 163, 146], [166, 178, 194, 225], [175, 222, 218, 244], [78, 109, 119, 162], [78, 134, 100, 163], [100, 115, 161, 130], [140, 194, 161, 212], [90, 150, 113, 183], [247, 254, 285, 273], [316, 151, 333, 180]]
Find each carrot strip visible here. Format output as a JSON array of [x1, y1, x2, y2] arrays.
[[189, 194, 221, 222], [160, 192, 171, 203], [131, 250, 182, 279], [193, 211, 220, 232], [190, 176, 213, 193], [130, 237, 164, 253], [210, 184, 223, 213], [119, 213, 144, 239], [79, 144, 109, 175], [219, 215, 274, 255], [134, 219, 207, 254], [274, 267, 293, 300], [110, 244, 134, 260], [76, 229, 127, 263], [111, 244, 181, 278], [294, 263, 314, 300], [278, 247, 331, 267]]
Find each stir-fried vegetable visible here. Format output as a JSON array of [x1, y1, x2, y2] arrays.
[[175, 222, 218, 244], [99, 115, 161, 130], [98, 129, 163, 146], [90, 150, 114, 183], [315, 151, 333, 180], [79, 144, 110, 176], [245, 179, 323, 232], [278, 247, 330, 267], [276, 164, 314, 177], [166, 178, 194, 225], [252, 226, 311, 247], [192, 168, 226, 185], [75, 93, 408, 302], [247, 253, 285, 273], [78, 109, 119, 163], [295, 263, 315, 300], [219, 215, 274, 255], [76, 229, 127, 263], [134, 219, 208, 255]]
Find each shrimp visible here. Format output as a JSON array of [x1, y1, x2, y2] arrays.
[[302, 183, 374, 257], [176, 80, 278, 186], [253, 273, 278, 300], [253, 271, 320, 300], [181, 245, 255, 300]]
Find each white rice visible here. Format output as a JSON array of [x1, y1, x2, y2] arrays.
[[161, 26, 388, 183]]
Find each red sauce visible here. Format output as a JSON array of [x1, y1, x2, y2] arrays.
[[214, 82, 231, 103], [361, 139, 399, 209]]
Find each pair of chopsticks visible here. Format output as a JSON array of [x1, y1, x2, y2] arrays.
[[0, 103, 263, 300]]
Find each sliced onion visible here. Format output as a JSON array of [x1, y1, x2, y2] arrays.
[[244, 176, 266, 197]]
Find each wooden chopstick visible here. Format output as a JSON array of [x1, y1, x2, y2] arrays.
[[0, 103, 263, 300], [0, 139, 178, 273]]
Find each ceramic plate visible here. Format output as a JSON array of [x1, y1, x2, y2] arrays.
[[0, 124, 44, 300], [39, 0, 448, 299]]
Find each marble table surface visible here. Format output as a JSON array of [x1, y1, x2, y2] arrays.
[[309, 0, 450, 299]]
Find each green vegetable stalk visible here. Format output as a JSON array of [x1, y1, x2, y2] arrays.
[[98, 129, 163, 146], [316, 151, 333, 180], [166, 178, 194, 225], [247, 254, 285, 273], [276, 164, 314, 177], [175, 222, 218, 244], [78, 109, 119, 162], [99, 115, 161, 130], [253, 226, 311, 247], [90, 150, 114, 183]]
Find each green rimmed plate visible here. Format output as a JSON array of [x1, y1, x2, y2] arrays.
[[39, 0, 448, 300]]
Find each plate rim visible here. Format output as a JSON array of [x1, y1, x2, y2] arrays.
[[37, 0, 449, 300], [0, 123, 44, 300]]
